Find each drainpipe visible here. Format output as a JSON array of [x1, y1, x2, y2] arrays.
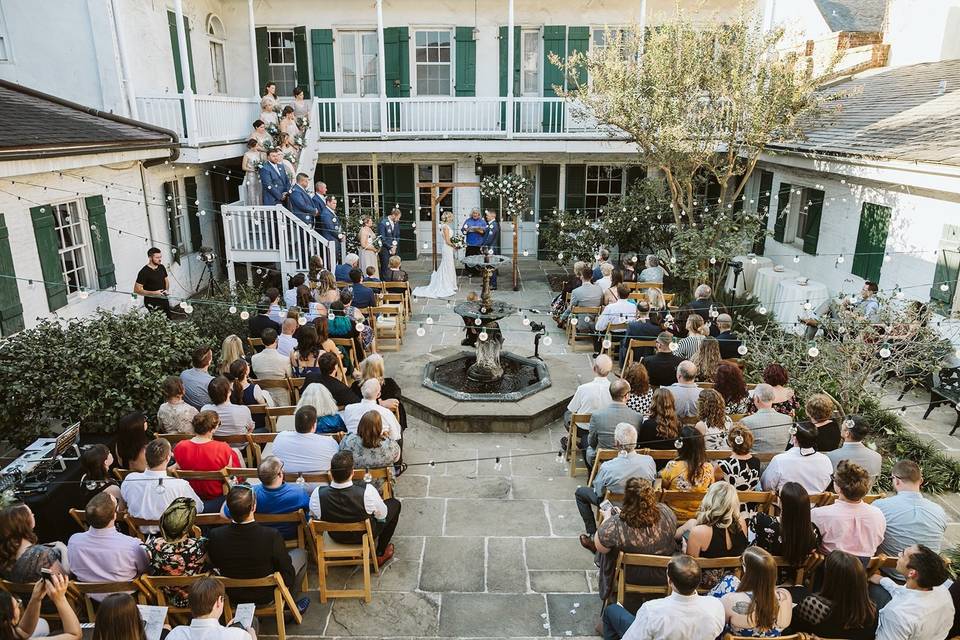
[[248, 0, 260, 96], [138, 161, 157, 247], [108, 0, 138, 119], [376, 0, 388, 135]]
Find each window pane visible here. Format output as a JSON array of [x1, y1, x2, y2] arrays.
[[438, 165, 453, 181], [416, 31, 427, 46]]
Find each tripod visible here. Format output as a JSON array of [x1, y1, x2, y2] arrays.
[[195, 260, 223, 296]]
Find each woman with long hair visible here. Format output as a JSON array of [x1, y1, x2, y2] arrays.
[[602, 268, 624, 305], [592, 478, 677, 605], [358, 215, 379, 279], [623, 363, 653, 416], [349, 354, 407, 432], [751, 481, 821, 582], [311, 315, 342, 360], [279, 105, 299, 141], [0, 573, 80, 640], [645, 288, 670, 326], [796, 393, 841, 452], [659, 425, 714, 520], [747, 363, 798, 417], [338, 412, 401, 488], [677, 482, 749, 587], [637, 389, 681, 464], [290, 324, 323, 376], [316, 270, 340, 305], [228, 358, 275, 432], [143, 498, 209, 610], [296, 383, 346, 433], [90, 593, 148, 640], [0, 505, 66, 584], [157, 376, 198, 435], [676, 314, 709, 359], [692, 336, 722, 382], [716, 546, 793, 636], [714, 362, 752, 415], [78, 444, 123, 509], [694, 388, 731, 449], [217, 335, 245, 378], [793, 550, 878, 639], [112, 411, 151, 472], [292, 86, 310, 127]]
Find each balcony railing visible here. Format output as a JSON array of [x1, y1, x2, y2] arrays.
[[135, 93, 260, 145]]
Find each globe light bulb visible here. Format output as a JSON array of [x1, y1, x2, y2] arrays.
[[884, 254, 891, 263], [837, 255, 845, 264], [298, 316, 307, 326], [416, 325, 426, 337], [426, 317, 434, 325], [474, 317, 482, 326], [793, 255, 800, 263], [229, 305, 237, 314], [602, 339, 611, 350], [941, 283, 950, 292], [542, 335, 553, 346], [758, 306, 767, 315], [750, 257, 758, 264], [328, 312, 335, 321], [479, 331, 488, 341], [879, 347, 891, 358], [522, 316, 531, 326], [240, 310, 249, 320], [808, 346, 820, 358], [570, 318, 579, 327], [737, 344, 748, 355]]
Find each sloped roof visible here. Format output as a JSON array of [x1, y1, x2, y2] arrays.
[[0, 79, 176, 159], [769, 60, 960, 167], [813, 0, 887, 33]]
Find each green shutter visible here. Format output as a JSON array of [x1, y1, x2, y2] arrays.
[[851, 203, 891, 283], [773, 182, 791, 242], [30, 205, 67, 311], [931, 224, 960, 306], [498, 26, 521, 130], [567, 26, 590, 88], [542, 26, 567, 133], [454, 27, 477, 96], [381, 164, 417, 260], [539, 165, 561, 230], [0, 214, 24, 335], [255, 27, 270, 94], [315, 164, 344, 199], [310, 29, 336, 131], [164, 182, 183, 264], [184, 177, 203, 252], [184, 16, 197, 92], [565, 164, 586, 213], [293, 26, 310, 97], [752, 170, 774, 255], [83, 196, 116, 289], [384, 27, 410, 130], [167, 11, 196, 92], [801, 188, 825, 255]]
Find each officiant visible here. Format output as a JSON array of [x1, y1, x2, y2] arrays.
[[461, 209, 486, 275], [481, 209, 499, 290]]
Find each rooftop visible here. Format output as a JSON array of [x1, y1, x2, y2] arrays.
[[813, 0, 887, 33]]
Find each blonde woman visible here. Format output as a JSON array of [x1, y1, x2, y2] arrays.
[[412, 211, 458, 298], [676, 481, 749, 587], [349, 354, 406, 431], [316, 270, 340, 305], [358, 216, 379, 279], [676, 313, 709, 360], [692, 336, 723, 382], [296, 382, 345, 433], [217, 335, 245, 377], [259, 95, 279, 127]]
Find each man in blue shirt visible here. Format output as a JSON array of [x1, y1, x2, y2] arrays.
[[480, 209, 499, 289], [335, 254, 359, 282], [223, 456, 309, 540], [873, 460, 947, 570], [848, 280, 880, 322], [259, 149, 291, 206], [348, 268, 376, 309], [460, 209, 486, 274]]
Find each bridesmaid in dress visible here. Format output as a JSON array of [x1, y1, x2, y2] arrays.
[[261, 82, 278, 113], [292, 87, 310, 131], [358, 216, 379, 279], [250, 120, 271, 148], [280, 106, 300, 141], [260, 96, 279, 127], [241, 139, 262, 205]]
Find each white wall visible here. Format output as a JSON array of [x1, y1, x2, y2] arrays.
[[767, 0, 832, 49], [886, 0, 960, 67]]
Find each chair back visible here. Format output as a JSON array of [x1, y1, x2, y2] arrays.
[[68, 508, 88, 530], [71, 578, 149, 621], [308, 519, 377, 603], [141, 574, 208, 621], [1, 579, 77, 623], [218, 572, 302, 639], [621, 338, 658, 374], [371, 305, 403, 351], [169, 468, 230, 495], [587, 448, 620, 486], [615, 552, 672, 602], [566, 413, 592, 477], [265, 405, 297, 432], [247, 337, 264, 351]]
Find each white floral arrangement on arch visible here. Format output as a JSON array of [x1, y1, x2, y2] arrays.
[[480, 173, 533, 222]]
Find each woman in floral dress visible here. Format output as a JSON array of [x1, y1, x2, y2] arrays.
[[142, 498, 208, 608]]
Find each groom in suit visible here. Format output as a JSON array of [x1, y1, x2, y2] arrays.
[[377, 208, 402, 276], [259, 149, 291, 206], [288, 173, 317, 224], [480, 209, 499, 290]]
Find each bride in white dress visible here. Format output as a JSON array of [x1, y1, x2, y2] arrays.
[[413, 211, 458, 298]]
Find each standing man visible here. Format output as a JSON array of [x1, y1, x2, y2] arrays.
[[378, 208, 402, 276], [460, 209, 486, 275], [259, 149, 291, 206], [135, 247, 171, 317], [288, 173, 317, 225], [480, 209, 499, 289]]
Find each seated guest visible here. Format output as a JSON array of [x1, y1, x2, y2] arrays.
[[793, 393, 840, 452], [166, 577, 257, 640], [341, 379, 402, 441], [619, 302, 661, 365], [348, 268, 376, 309], [659, 426, 714, 521], [869, 544, 953, 640], [645, 288, 671, 326], [384, 255, 408, 282], [637, 388, 682, 462], [67, 492, 148, 593], [677, 482, 748, 588], [201, 376, 254, 439], [229, 359, 275, 431], [207, 486, 309, 613], [714, 362, 752, 415], [694, 388, 730, 449], [595, 284, 636, 352], [0, 571, 81, 640], [157, 375, 198, 434], [747, 363, 798, 417], [640, 332, 683, 387], [562, 354, 614, 453], [691, 337, 722, 382], [576, 424, 655, 547], [666, 360, 701, 418], [0, 504, 65, 582], [551, 260, 585, 325], [247, 297, 281, 338], [874, 460, 947, 565], [676, 314, 709, 360], [92, 593, 155, 639], [620, 252, 638, 282], [338, 412, 401, 487], [112, 411, 151, 472], [716, 423, 761, 491], [751, 481, 822, 582], [825, 415, 883, 487], [277, 317, 299, 357], [586, 379, 641, 467], [335, 253, 359, 282], [713, 546, 793, 636], [637, 254, 665, 283], [181, 345, 215, 409], [173, 411, 242, 512], [309, 450, 402, 567], [302, 352, 360, 406], [794, 550, 878, 639], [592, 248, 611, 282], [560, 262, 602, 330], [760, 422, 833, 494], [363, 266, 380, 282], [593, 478, 677, 607], [265, 287, 284, 325], [217, 335, 246, 378], [122, 438, 202, 530], [290, 324, 326, 376], [79, 443, 123, 508], [223, 457, 310, 541], [811, 460, 886, 558], [742, 383, 791, 452], [143, 498, 210, 608], [686, 284, 719, 336], [250, 328, 293, 405], [285, 273, 306, 308], [623, 363, 653, 416], [296, 382, 347, 433], [714, 313, 741, 359], [350, 354, 408, 433], [601, 554, 724, 640], [595, 261, 614, 291], [271, 407, 339, 473]]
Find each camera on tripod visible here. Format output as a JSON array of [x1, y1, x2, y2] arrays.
[[197, 247, 216, 264]]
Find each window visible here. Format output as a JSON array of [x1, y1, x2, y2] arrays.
[[207, 15, 227, 94], [592, 27, 632, 59], [791, 187, 821, 243], [417, 164, 454, 222], [520, 30, 540, 96], [585, 165, 624, 215], [52, 201, 92, 294], [165, 180, 187, 251], [345, 165, 384, 213], [340, 31, 379, 97], [415, 30, 452, 95], [267, 30, 297, 95], [0, 4, 10, 62]]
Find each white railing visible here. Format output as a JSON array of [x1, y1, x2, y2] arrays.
[[192, 95, 260, 144], [386, 96, 503, 134], [135, 95, 186, 139]]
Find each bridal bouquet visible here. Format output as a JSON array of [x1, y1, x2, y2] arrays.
[[371, 235, 384, 251], [293, 134, 305, 147], [266, 123, 280, 136], [450, 234, 466, 250], [296, 116, 308, 129], [252, 159, 265, 172]]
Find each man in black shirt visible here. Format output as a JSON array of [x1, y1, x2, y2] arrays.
[[619, 302, 662, 365], [715, 313, 742, 359], [640, 332, 684, 387], [248, 297, 281, 337], [302, 352, 360, 406], [134, 247, 171, 317]]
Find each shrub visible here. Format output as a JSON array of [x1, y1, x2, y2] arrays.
[[186, 284, 262, 360]]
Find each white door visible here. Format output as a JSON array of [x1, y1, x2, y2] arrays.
[[498, 165, 539, 258], [517, 30, 541, 133], [339, 31, 379, 132]]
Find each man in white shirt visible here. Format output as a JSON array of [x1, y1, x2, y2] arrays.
[[250, 328, 293, 405], [270, 407, 339, 473], [277, 318, 299, 357], [201, 377, 254, 439], [869, 544, 954, 640], [666, 361, 702, 418], [121, 438, 202, 531], [166, 577, 257, 640], [602, 554, 724, 640], [562, 354, 613, 454], [825, 416, 883, 486], [340, 378, 402, 440], [595, 284, 636, 351], [760, 422, 833, 494]]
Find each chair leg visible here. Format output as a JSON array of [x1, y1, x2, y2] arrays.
[[567, 424, 578, 477], [923, 394, 941, 420], [362, 541, 372, 603], [276, 601, 286, 640], [897, 380, 911, 401], [317, 552, 328, 604], [951, 410, 960, 437]]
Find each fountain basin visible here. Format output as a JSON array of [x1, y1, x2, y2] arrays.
[[423, 350, 550, 402]]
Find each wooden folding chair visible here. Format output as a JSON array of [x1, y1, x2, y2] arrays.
[[679, 415, 699, 426], [1, 579, 77, 624], [155, 433, 193, 447], [214, 433, 260, 467], [331, 337, 360, 371], [383, 281, 412, 315], [287, 468, 393, 499], [141, 574, 208, 624], [247, 337, 264, 351], [247, 432, 279, 458], [614, 552, 672, 605], [587, 448, 620, 487], [71, 578, 150, 621], [265, 405, 296, 432], [725, 634, 812, 640], [112, 468, 133, 483], [169, 469, 230, 497], [371, 305, 403, 351], [566, 306, 601, 351], [309, 519, 378, 603], [736, 490, 777, 515], [252, 378, 294, 407], [566, 413, 592, 477], [771, 551, 823, 589], [287, 377, 306, 403], [124, 514, 209, 541], [220, 572, 302, 640], [621, 338, 658, 374], [807, 492, 836, 508], [68, 508, 88, 530], [604, 322, 629, 359], [379, 292, 408, 327], [696, 382, 716, 389]]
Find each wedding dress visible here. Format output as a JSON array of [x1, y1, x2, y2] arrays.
[[413, 223, 458, 298]]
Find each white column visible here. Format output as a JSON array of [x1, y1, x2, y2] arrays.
[[638, 0, 648, 56], [172, 0, 198, 142], [762, 0, 777, 32], [558, 163, 567, 211], [109, 0, 138, 119], [248, 0, 260, 96], [506, 0, 515, 139], [376, 0, 388, 135]]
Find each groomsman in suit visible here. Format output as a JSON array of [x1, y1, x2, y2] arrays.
[[259, 149, 291, 206], [480, 209, 499, 290], [377, 208, 402, 276], [288, 173, 318, 224], [313, 181, 341, 262]]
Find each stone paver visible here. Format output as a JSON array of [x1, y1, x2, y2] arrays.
[[444, 498, 553, 537], [439, 594, 551, 637], [420, 536, 486, 591]]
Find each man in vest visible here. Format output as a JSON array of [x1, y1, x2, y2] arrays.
[[308, 450, 402, 567]]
